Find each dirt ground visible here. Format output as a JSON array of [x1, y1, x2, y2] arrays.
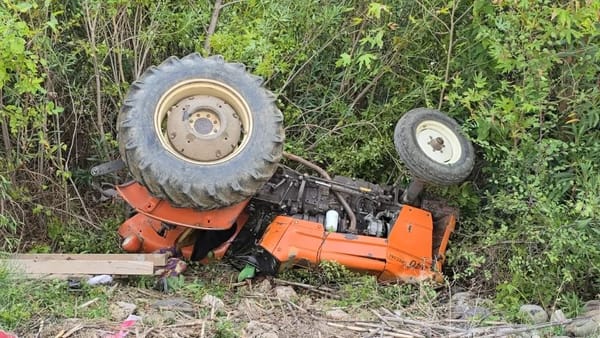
[[6, 264, 596, 338]]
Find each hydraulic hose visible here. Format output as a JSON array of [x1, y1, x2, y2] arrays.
[[282, 152, 357, 233]]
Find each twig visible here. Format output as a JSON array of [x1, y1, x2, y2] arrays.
[[349, 69, 388, 111], [326, 322, 370, 332], [204, 0, 223, 54], [78, 297, 99, 308], [272, 278, 341, 299], [358, 322, 424, 338], [163, 320, 205, 329], [384, 315, 467, 333], [370, 308, 393, 328], [473, 318, 575, 338], [61, 324, 84, 338], [141, 327, 155, 337], [35, 319, 44, 338]]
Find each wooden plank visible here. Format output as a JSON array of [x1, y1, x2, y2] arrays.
[[4, 259, 155, 275], [10, 253, 167, 266]]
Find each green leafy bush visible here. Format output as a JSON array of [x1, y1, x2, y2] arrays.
[[0, 0, 598, 321]]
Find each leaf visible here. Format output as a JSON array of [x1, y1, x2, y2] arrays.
[[357, 53, 377, 70], [237, 264, 256, 282], [335, 52, 352, 68], [14, 2, 33, 13], [351, 17, 363, 26], [367, 3, 389, 19]]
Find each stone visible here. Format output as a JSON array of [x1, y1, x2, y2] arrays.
[[449, 293, 491, 320], [143, 312, 165, 326], [519, 304, 548, 324], [243, 320, 279, 338], [325, 309, 349, 320], [450, 292, 473, 304], [255, 279, 272, 294], [162, 310, 177, 323], [152, 298, 194, 312], [201, 294, 225, 312], [109, 301, 137, 320], [583, 300, 600, 313], [273, 286, 297, 301], [462, 306, 491, 320], [565, 317, 600, 337], [550, 309, 567, 322]]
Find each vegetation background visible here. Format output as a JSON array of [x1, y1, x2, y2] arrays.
[[0, 0, 598, 326]]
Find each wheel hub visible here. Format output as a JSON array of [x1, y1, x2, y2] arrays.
[[166, 95, 241, 162], [415, 121, 462, 164]]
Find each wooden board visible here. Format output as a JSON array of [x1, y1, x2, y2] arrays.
[[10, 253, 167, 266], [5, 259, 155, 275]]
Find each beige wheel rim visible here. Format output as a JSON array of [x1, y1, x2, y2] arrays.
[[154, 79, 253, 164], [415, 120, 462, 165]]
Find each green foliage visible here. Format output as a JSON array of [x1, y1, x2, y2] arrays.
[[0, 0, 598, 322], [0, 265, 111, 330], [445, 0, 600, 310]]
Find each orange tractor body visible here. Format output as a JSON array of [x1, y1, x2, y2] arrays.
[[117, 181, 455, 282]]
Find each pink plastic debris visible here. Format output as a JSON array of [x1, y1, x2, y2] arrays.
[[0, 331, 16, 338], [105, 314, 141, 338]]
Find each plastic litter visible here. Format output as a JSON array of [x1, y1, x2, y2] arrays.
[[87, 274, 113, 285], [0, 330, 16, 338], [106, 314, 141, 338]]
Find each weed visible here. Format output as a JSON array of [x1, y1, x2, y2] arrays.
[[0, 264, 111, 331]]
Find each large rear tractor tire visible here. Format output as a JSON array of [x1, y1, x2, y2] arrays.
[[117, 53, 284, 209], [394, 108, 474, 185]]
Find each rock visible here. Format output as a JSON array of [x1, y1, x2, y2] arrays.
[[450, 291, 473, 303], [519, 304, 548, 324], [528, 331, 541, 338], [202, 294, 224, 312], [565, 317, 600, 337], [550, 309, 567, 322], [143, 312, 164, 326], [462, 306, 491, 319], [243, 320, 279, 338], [325, 309, 349, 320], [255, 279, 272, 294], [274, 286, 297, 301], [583, 300, 600, 313], [152, 298, 194, 312], [163, 310, 177, 322], [109, 301, 136, 320], [449, 292, 491, 320]]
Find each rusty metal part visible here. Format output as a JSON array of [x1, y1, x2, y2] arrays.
[[154, 79, 252, 164], [282, 152, 357, 233]]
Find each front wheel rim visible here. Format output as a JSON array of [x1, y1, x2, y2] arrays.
[[415, 120, 462, 165]]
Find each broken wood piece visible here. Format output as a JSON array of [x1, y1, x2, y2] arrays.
[[5, 259, 154, 275], [11, 253, 167, 266]]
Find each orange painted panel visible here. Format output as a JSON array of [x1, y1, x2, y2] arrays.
[[116, 181, 248, 230], [382, 206, 438, 282], [259, 216, 324, 268], [320, 233, 387, 273], [118, 212, 248, 261]]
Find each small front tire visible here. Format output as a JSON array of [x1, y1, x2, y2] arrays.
[[394, 108, 474, 185]]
